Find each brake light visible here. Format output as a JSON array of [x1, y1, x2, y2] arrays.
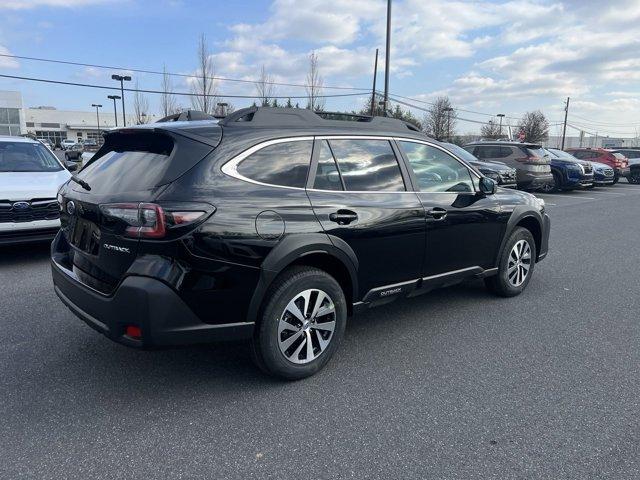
[[516, 156, 543, 164], [100, 202, 209, 239]]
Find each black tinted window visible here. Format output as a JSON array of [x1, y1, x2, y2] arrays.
[[400, 141, 474, 193], [238, 140, 312, 188], [313, 141, 343, 191], [329, 139, 405, 192], [477, 146, 512, 159]]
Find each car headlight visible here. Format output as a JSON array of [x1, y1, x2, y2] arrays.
[[534, 197, 545, 211]]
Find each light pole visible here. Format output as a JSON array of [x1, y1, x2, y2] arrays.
[[107, 95, 121, 127], [91, 104, 102, 142], [496, 113, 505, 137], [111, 74, 131, 126]]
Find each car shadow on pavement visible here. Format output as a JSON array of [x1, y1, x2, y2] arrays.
[[0, 241, 52, 266], [4, 278, 496, 413]]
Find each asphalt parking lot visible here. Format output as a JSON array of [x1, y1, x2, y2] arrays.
[[2, 182, 640, 479]]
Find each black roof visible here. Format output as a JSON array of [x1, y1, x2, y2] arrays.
[[219, 106, 422, 133]]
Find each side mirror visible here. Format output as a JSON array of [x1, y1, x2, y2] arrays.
[[65, 162, 78, 172], [479, 176, 497, 195]]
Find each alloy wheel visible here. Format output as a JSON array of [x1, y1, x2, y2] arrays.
[[507, 239, 532, 287], [277, 289, 336, 364]]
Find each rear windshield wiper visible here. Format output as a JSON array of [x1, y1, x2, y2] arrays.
[[70, 175, 91, 191]]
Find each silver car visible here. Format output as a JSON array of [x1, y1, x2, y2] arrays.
[[0, 136, 71, 245]]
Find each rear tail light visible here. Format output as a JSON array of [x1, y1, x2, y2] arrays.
[[515, 156, 545, 164], [100, 203, 210, 239]]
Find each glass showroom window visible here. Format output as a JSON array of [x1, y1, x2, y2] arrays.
[[0, 108, 21, 136]]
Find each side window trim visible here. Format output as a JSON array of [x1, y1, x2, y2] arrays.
[[221, 136, 314, 191], [307, 139, 346, 191], [395, 138, 481, 194], [309, 135, 414, 193]]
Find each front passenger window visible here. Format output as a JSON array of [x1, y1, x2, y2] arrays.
[[400, 141, 475, 193]]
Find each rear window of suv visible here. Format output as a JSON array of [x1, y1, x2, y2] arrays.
[[77, 131, 212, 194]]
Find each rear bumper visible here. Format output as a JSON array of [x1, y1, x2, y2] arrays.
[[51, 256, 254, 348], [518, 173, 554, 191]]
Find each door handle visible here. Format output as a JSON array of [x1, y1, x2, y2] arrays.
[[329, 210, 358, 225], [426, 207, 448, 220]]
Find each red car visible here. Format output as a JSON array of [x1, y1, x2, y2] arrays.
[[565, 148, 630, 184]]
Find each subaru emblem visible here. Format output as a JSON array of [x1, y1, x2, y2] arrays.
[[13, 201, 30, 211], [66, 201, 76, 215]]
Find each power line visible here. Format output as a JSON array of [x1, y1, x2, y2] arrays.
[[569, 112, 639, 127], [0, 73, 366, 100], [387, 91, 522, 121], [0, 52, 370, 92]]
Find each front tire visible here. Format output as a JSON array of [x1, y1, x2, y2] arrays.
[[485, 227, 536, 297], [252, 266, 347, 380]]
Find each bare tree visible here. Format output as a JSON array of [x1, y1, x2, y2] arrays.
[[518, 110, 549, 143], [190, 33, 218, 114], [160, 64, 178, 117], [255, 65, 276, 107], [422, 96, 456, 141], [480, 119, 502, 139], [305, 51, 325, 111], [133, 80, 150, 124]]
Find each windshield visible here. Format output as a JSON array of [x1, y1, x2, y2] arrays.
[[0, 142, 63, 172], [444, 143, 479, 163]]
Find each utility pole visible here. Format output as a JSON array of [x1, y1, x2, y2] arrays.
[[107, 95, 120, 127], [444, 107, 454, 140], [383, 0, 391, 116], [370, 48, 379, 117], [561, 96, 569, 150], [497, 113, 505, 137]]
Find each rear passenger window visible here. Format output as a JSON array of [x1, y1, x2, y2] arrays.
[[329, 139, 405, 192], [237, 140, 312, 188], [313, 140, 343, 191]]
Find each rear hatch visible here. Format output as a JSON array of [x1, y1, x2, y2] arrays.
[[58, 126, 219, 294], [521, 145, 551, 172]]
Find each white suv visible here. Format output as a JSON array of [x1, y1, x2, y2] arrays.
[[61, 139, 77, 150], [0, 136, 71, 245]]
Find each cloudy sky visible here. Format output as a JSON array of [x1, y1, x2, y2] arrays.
[[0, 0, 639, 137]]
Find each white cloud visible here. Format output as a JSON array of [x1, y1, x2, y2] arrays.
[[0, 45, 19, 68], [0, 0, 111, 8]]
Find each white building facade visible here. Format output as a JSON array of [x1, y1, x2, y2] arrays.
[[0, 90, 26, 136], [1, 90, 159, 146]]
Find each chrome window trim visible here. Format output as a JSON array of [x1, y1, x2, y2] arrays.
[[220, 136, 314, 191], [221, 134, 480, 194]]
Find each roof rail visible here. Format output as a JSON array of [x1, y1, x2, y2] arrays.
[[156, 110, 216, 123], [219, 106, 422, 132]]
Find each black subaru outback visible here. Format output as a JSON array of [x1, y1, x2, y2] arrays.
[[51, 107, 550, 379]]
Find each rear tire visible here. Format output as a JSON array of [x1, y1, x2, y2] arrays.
[[252, 266, 347, 380], [485, 227, 536, 297]]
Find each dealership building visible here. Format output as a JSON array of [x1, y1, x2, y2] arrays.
[[1, 90, 158, 145]]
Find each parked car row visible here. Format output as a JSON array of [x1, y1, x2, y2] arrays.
[[458, 141, 637, 193]]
